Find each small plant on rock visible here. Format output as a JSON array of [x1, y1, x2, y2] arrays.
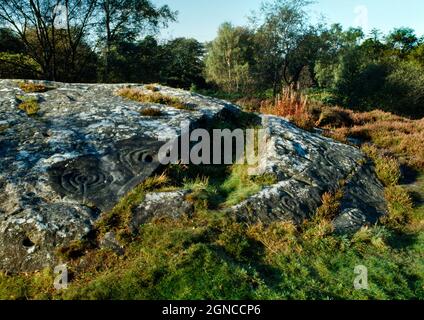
[[17, 96, 39, 116], [117, 88, 194, 111], [18, 82, 49, 93], [140, 107, 163, 117]]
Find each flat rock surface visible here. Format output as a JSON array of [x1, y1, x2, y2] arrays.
[[0, 80, 387, 272]]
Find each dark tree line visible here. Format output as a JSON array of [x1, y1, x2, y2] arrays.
[[0, 0, 205, 87], [1, 0, 424, 117], [204, 0, 424, 118]]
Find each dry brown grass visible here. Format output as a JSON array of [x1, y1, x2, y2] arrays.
[[260, 87, 315, 131], [117, 88, 193, 111], [314, 190, 344, 222], [144, 84, 160, 92], [235, 97, 262, 112], [247, 221, 301, 258], [311, 107, 424, 171], [140, 108, 163, 117], [18, 82, 49, 93]]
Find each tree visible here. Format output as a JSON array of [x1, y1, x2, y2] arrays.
[[0, 28, 25, 53], [386, 28, 418, 54], [283, 25, 329, 88], [314, 25, 365, 91], [0, 0, 97, 81], [161, 38, 205, 89], [205, 22, 255, 93], [102, 35, 163, 83], [252, 0, 312, 96], [94, 0, 176, 81]]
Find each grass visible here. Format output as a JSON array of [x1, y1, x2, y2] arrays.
[[140, 107, 163, 117], [117, 88, 194, 111], [18, 81, 49, 93], [144, 84, 160, 92], [0, 90, 423, 300], [1, 154, 422, 299], [3, 201, 422, 300], [165, 163, 277, 210], [17, 96, 39, 116], [362, 144, 401, 187], [317, 109, 424, 171], [259, 86, 315, 131]]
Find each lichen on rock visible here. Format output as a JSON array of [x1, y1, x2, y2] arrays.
[[0, 80, 387, 272]]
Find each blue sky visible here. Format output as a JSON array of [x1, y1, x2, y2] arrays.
[[155, 0, 424, 42]]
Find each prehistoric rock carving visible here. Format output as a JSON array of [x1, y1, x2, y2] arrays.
[[48, 135, 164, 211], [59, 156, 112, 200]]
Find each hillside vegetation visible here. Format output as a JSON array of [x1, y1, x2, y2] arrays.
[[1, 90, 422, 300]]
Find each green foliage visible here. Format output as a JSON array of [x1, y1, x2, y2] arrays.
[[0, 28, 24, 52], [362, 145, 401, 186], [383, 61, 424, 117], [1, 166, 423, 300], [0, 52, 41, 79], [383, 186, 414, 230], [0, 269, 54, 300], [205, 22, 255, 93], [161, 38, 205, 89]]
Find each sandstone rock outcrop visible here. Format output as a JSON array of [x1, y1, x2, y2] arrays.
[[0, 80, 387, 272]]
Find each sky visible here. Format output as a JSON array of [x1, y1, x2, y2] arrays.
[[155, 0, 424, 42]]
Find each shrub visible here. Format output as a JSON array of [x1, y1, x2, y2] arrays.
[[315, 107, 354, 128], [314, 190, 344, 222], [0, 53, 41, 79]]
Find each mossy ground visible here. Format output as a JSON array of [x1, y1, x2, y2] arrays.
[[0, 101, 423, 300]]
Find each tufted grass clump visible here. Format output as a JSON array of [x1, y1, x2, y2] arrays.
[[362, 144, 401, 186], [96, 174, 169, 241], [0, 268, 54, 300], [117, 88, 194, 111], [140, 107, 163, 117], [382, 186, 414, 230], [18, 82, 49, 93], [314, 190, 344, 222], [17, 96, 39, 116], [260, 87, 315, 131], [144, 84, 160, 92]]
